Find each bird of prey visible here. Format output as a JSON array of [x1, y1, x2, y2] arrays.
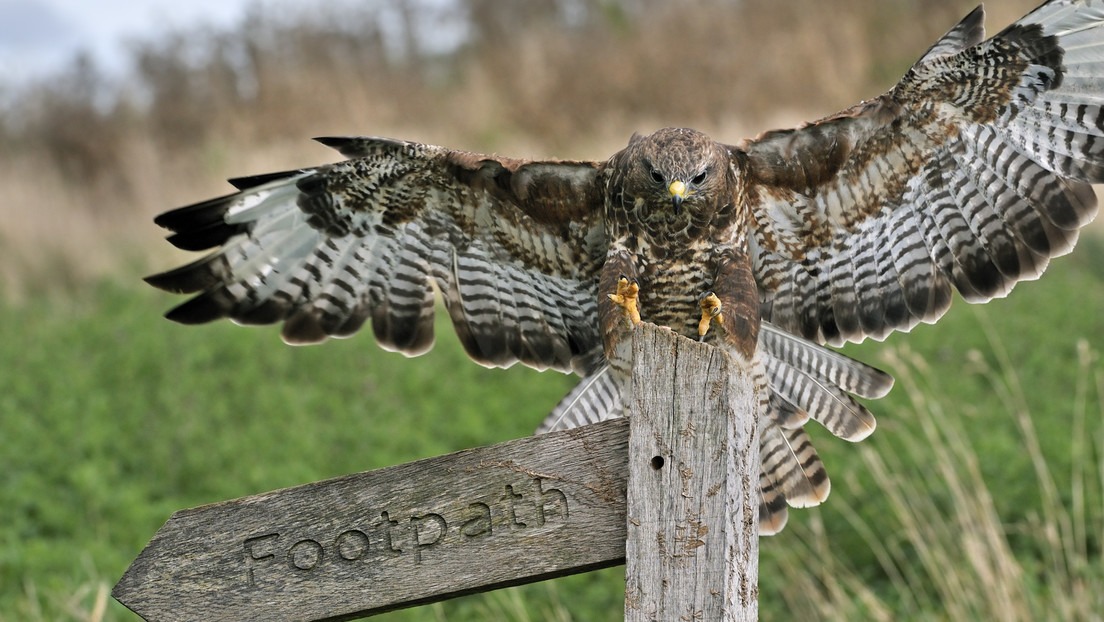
[[147, 1, 1104, 533]]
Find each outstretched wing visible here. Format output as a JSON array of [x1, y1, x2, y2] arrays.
[[146, 137, 608, 374], [740, 2, 1104, 347]]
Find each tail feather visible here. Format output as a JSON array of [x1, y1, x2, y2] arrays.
[[759, 322, 890, 442], [758, 467, 790, 536], [536, 365, 622, 434], [766, 390, 811, 429], [763, 354, 878, 442], [536, 355, 834, 534], [754, 355, 833, 532], [760, 323, 893, 398], [759, 424, 831, 510]]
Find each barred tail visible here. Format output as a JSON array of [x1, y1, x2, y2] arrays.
[[536, 366, 622, 433]]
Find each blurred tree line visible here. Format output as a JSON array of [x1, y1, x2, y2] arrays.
[[0, 0, 1023, 200]]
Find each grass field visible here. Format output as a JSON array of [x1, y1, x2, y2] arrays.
[[2, 238, 1102, 621]]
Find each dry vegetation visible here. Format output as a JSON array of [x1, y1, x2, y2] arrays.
[[771, 338, 1104, 621], [0, 0, 1042, 299]]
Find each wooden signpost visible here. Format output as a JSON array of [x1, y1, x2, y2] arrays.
[[623, 326, 759, 621], [113, 324, 760, 621]]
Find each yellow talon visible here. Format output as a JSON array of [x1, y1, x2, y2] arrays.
[[698, 292, 724, 339], [608, 277, 642, 327]]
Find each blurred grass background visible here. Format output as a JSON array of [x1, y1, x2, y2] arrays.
[[2, 0, 1102, 620]]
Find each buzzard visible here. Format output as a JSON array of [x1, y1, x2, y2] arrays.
[[147, 1, 1104, 533]]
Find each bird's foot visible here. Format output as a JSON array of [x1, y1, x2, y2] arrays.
[[697, 291, 724, 340], [608, 276, 642, 327]]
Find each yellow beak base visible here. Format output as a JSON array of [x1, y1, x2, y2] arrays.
[[668, 180, 688, 200]]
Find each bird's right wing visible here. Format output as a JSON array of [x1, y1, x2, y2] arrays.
[[146, 137, 609, 374]]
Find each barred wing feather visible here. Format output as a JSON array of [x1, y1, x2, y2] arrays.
[[146, 137, 608, 375]]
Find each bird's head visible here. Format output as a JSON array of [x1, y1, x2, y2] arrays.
[[610, 127, 735, 235]]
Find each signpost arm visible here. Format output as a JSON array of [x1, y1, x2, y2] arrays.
[[112, 420, 630, 622]]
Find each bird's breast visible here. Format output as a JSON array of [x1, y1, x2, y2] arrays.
[[638, 248, 719, 341]]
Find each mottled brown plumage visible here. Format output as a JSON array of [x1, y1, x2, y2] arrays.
[[147, 2, 1104, 533]]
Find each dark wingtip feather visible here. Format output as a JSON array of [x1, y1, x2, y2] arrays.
[[313, 136, 366, 158], [866, 367, 895, 399], [163, 291, 235, 325], [281, 310, 330, 345], [958, 4, 985, 43], [1052, 180, 1098, 230], [234, 299, 292, 326], [144, 255, 230, 294], [314, 136, 403, 159], [166, 221, 248, 251], [919, 5, 985, 63], [227, 169, 307, 191], [153, 194, 237, 232], [333, 306, 372, 339], [313, 136, 353, 148]]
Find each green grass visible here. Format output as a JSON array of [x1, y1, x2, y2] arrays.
[[1, 241, 1102, 621]]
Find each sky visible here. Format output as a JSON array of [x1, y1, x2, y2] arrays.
[[0, 0, 279, 84], [0, 0, 464, 87]]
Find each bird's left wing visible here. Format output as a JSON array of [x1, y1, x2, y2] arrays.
[[146, 137, 608, 374], [737, 2, 1104, 346]]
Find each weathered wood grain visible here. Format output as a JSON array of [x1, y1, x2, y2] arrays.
[[623, 324, 760, 621], [113, 418, 630, 622]]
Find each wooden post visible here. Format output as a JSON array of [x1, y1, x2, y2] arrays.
[[624, 324, 760, 621]]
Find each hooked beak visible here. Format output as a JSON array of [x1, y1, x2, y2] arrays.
[[668, 179, 687, 213]]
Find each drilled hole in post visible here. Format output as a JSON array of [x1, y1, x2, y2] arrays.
[[650, 456, 665, 470]]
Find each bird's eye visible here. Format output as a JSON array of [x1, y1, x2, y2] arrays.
[[649, 169, 664, 184], [691, 171, 708, 185]]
